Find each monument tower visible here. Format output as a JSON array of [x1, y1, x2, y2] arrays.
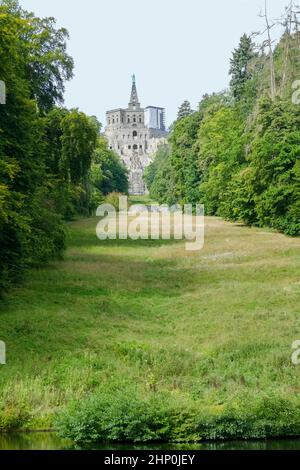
[[105, 76, 168, 195]]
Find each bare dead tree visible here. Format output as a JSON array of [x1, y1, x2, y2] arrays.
[[280, 1, 294, 96], [290, 3, 300, 75], [260, 0, 277, 100], [247, 0, 300, 111], [276, 1, 300, 96]]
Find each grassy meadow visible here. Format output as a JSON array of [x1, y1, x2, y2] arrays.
[[1, 211, 300, 441]]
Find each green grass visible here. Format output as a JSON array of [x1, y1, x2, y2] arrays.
[[1, 215, 300, 439]]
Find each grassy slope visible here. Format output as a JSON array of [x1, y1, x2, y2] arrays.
[[0, 215, 300, 432]]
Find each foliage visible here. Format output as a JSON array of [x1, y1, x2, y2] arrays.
[[229, 34, 258, 103], [60, 110, 98, 185], [169, 111, 203, 204], [104, 192, 124, 210], [0, 5, 55, 290], [245, 98, 300, 235], [144, 144, 169, 190], [143, 144, 175, 204], [1, 0, 74, 112], [1, 215, 300, 438], [177, 100, 193, 120], [56, 389, 300, 444], [56, 390, 173, 444], [148, 25, 300, 237], [146, 112, 203, 206], [0, 1, 128, 292], [197, 105, 245, 216], [92, 137, 128, 196]]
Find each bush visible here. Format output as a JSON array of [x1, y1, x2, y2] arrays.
[[0, 405, 30, 432], [24, 192, 66, 265], [104, 192, 124, 211], [56, 390, 172, 444], [56, 390, 300, 444]]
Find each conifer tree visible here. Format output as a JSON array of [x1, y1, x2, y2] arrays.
[[229, 34, 256, 100], [177, 100, 193, 120]]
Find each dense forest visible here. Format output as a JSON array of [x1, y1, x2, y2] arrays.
[[145, 2, 300, 238], [2, 0, 300, 296], [1, 0, 300, 447], [0, 0, 128, 293]]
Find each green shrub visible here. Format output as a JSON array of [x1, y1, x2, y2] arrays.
[[25, 202, 66, 265], [104, 192, 124, 211], [56, 390, 300, 444], [0, 406, 30, 432], [56, 391, 172, 444]]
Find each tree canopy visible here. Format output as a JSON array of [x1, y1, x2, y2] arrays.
[[145, 15, 300, 238], [0, 1, 128, 293]]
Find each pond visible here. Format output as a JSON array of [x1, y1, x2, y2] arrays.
[[1, 432, 300, 450]]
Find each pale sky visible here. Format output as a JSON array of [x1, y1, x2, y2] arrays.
[[19, 0, 290, 126]]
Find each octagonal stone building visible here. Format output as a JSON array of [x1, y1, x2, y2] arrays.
[[104, 75, 168, 195]]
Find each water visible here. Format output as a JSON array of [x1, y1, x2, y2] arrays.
[[1, 433, 300, 450]]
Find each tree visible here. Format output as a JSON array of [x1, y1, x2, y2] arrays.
[[44, 107, 69, 175], [92, 137, 128, 196], [246, 98, 300, 235], [58, 110, 99, 216], [1, 0, 74, 111], [275, 1, 300, 98], [147, 149, 177, 205], [60, 110, 98, 185], [170, 111, 202, 204], [197, 106, 245, 215], [229, 34, 257, 101], [144, 144, 170, 191], [259, 0, 277, 100], [0, 7, 67, 290], [177, 100, 193, 120]]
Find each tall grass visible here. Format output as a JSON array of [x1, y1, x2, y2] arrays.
[[0, 215, 300, 440]]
